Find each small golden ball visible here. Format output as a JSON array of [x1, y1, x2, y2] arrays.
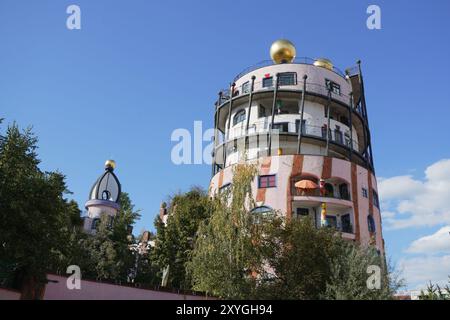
[[270, 39, 296, 64], [105, 159, 116, 170], [313, 58, 334, 70]]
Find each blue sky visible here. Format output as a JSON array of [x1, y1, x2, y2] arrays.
[[1, 0, 449, 290]]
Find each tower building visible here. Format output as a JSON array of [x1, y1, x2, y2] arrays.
[[83, 160, 122, 234], [209, 40, 383, 252]]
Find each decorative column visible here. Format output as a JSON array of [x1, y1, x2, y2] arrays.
[[297, 74, 308, 154], [325, 89, 331, 156], [224, 83, 235, 166], [348, 92, 354, 160], [268, 74, 279, 156]]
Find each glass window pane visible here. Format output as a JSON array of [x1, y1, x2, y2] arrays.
[[263, 77, 273, 88]]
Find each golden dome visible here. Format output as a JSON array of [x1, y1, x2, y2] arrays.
[[270, 39, 296, 64], [105, 159, 116, 170], [313, 58, 334, 71]]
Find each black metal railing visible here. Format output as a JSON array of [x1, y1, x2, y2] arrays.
[[217, 80, 366, 120], [226, 122, 364, 153], [232, 57, 347, 82]]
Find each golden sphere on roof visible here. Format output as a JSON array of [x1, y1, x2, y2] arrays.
[[270, 39, 296, 64], [313, 58, 334, 70], [105, 159, 116, 170]]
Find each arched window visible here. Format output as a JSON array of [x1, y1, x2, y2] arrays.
[[233, 109, 246, 126], [251, 206, 273, 214], [339, 183, 350, 200], [251, 206, 273, 223], [91, 218, 100, 230], [324, 183, 334, 197], [367, 215, 376, 233]]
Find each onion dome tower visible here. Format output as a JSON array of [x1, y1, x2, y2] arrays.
[[210, 40, 384, 254], [83, 160, 122, 233]]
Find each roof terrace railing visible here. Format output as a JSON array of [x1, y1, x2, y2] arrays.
[[217, 79, 365, 119], [232, 57, 348, 82]]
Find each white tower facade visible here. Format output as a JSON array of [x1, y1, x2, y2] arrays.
[[209, 40, 384, 253]]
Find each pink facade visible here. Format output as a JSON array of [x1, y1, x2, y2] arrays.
[[0, 275, 213, 300], [42, 274, 212, 300], [210, 155, 383, 253], [0, 288, 21, 300]]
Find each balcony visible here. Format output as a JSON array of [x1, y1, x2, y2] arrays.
[[290, 176, 353, 210], [294, 206, 355, 236], [291, 187, 351, 201], [218, 81, 366, 124], [227, 120, 363, 153]]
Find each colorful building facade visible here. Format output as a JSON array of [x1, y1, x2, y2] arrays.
[[209, 40, 384, 253]]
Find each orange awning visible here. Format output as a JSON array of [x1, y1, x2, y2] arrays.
[[295, 180, 318, 189]]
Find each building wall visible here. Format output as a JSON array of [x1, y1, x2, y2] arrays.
[[0, 288, 21, 300], [42, 274, 212, 300], [233, 63, 351, 105], [210, 154, 384, 253]]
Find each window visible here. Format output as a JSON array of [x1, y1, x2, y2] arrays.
[[242, 81, 250, 94], [102, 190, 112, 201], [91, 218, 100, 230], [335, 126, 343, 144], [296, 208, 309, 218], [258, 105, 267, 118], [340, 116, 349, 126], [324, 183, 334, 197], [362, 187, 368, 198], [251, 206, 273, 214], [278, 72, 297, 86], [367, 215, 376, 233], [341, 214, 352, 233], [262, 76, 273, 88], [272, 122, 289, 133], [251, 206, 273, 224], [325, 215, 338, 228], [325, 79, 341, 95], [373, 191, 380, 208], [219, 183, 231, 194], [339, 183, 350, 200], [233, 109, 246, 126], [259, 175, 276, 188]]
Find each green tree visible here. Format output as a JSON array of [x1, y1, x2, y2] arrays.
[[186, 163, 401, 300], [131, 231, 160, 287], [0, 123, 78, 298], [255, 217, 343, 299], [187, 164, 266, 298], [419, 278, 450, 300], [152, 186, 211, 290], [323, 242, 401, 299]]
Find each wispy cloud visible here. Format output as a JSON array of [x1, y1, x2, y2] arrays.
[[378, 159, 450, 230], [399, 255, 450, 290], [407, 226, 450, 254], [378, 159, 450, 290]]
